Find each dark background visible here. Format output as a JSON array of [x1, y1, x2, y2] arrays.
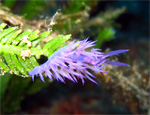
[[0, 0, 149, 114]]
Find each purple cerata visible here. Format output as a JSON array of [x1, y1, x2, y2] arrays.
[[29, 38, 129, 84]]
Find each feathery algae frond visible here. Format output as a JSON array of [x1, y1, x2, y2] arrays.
[[0, 23, 71, 76]]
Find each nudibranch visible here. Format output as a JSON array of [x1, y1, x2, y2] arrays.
[[29, 38, 129, 84]]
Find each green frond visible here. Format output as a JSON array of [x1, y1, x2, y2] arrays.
[[0, 23, 71, 76]]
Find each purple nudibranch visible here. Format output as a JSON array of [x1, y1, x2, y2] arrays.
[[29, 38, 129, 84]]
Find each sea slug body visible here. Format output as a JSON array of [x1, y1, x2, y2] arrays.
[[29, 38, 129, 84]]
